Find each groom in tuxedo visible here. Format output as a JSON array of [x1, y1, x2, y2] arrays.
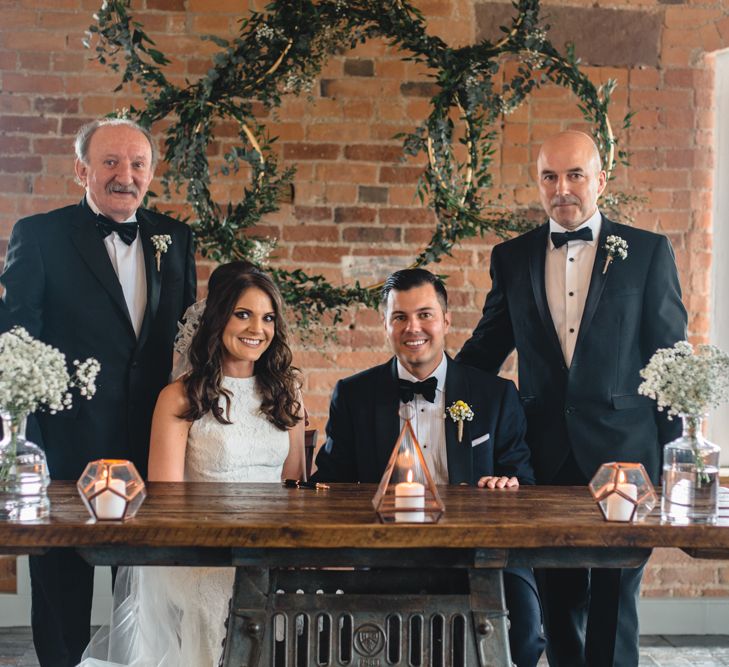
[[1, 118, 196, 667], [313, 268, 546, 667], [457, 131, 687, 666]]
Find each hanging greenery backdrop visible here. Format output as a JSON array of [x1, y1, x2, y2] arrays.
[[88, 0, 629, 327]]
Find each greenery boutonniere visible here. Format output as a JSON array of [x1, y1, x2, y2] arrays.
[[150, 235, 172, 272], [446, 400, 474, 443], [603, 235, 628, 274]]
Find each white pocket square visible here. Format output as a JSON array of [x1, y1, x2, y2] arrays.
[[471, 433, 490, 447]]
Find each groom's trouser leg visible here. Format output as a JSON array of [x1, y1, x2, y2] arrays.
[[504, 568, 546, 667], [30, 549, 94, 667]]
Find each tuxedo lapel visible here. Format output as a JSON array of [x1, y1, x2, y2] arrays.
[[528, 224, 563, 361], [136, 211, 161, 350], [70, 203, 135, 337], [373, 360, 402, 472], [444, 357, 473, 485], [574, 215, 613, 355]]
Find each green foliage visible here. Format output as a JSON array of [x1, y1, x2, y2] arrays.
[[89, 0, 627, 327]]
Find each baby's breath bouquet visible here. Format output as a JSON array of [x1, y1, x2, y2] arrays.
[[0, 327, 100, 480], [638, 341, 729, 418], [639, 341, 729, 522]]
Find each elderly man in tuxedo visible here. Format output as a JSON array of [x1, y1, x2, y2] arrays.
[[1, 118, 196, 667], [457, 131, 687, 667], [313, 268, 546, 667]]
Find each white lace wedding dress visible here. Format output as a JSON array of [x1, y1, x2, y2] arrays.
[[79, 376, 289, 667]]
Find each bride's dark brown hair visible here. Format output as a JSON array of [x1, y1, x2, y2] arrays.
[[180, 261, 302, 430]]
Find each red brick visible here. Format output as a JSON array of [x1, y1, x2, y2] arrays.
[[32, 137, 73, 155], [380, 208, 435, 225], [0, 156, 43, 173], [293, 206, 332, 222], [342, 226, 401, 243], [34, 97, 79, 114], [344, 144, 403, 162], [0, 175, 32, 193], [283, 224, 338, 242], [283, 143, 340, 160], [291, 245, 348, 264], [334, 207, 377, 223], [147, 0, 185, 9], [379, 166, 424, 184]]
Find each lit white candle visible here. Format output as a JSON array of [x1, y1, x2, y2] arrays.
[[395, 470, 425, 523], [605, 473, 638, 522], [94, 477, 127, 520]]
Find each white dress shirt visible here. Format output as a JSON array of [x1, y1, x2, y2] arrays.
[[87, 195, 147, 338], [397, 354, 449, 484], [545, 209, 602, 367]]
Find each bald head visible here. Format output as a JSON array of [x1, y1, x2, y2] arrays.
[[536, 131, 606, 230]]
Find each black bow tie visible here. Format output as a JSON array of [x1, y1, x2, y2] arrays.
[[398, 376, 438, 404], [551, 227, 593, 248], [96, 216, 138, 245]]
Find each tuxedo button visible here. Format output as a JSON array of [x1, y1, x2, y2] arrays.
[[565, 406, 575, 415], [131, 361, 139, 369], [569, 291, 574, 296]]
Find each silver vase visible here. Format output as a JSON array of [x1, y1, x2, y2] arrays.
[[661, 414, 720, 525], [0, 410, 50, 521]]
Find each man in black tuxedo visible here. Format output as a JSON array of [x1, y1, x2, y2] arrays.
[[1, 118, 196, 667], [457, 131, 687, 667], [313, 268, 546, 667]]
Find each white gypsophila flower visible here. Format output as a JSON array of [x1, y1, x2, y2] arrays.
[[638, 341, 729, 418], [248, 237, 277, 266], [0, 327, 100, 419], [255, 23, 275, 43]]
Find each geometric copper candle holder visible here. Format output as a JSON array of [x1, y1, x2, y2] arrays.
[[77, 459, 146, 521], [589, 462, 657, 522], [372, 405, 444, 524]]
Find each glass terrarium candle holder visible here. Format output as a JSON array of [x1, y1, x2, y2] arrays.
[[373, 405, 444, 523], [77, 459, 146, 521], [589, 462, 657, 522]]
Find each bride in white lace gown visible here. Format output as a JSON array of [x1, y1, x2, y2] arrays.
[[79, 263, 305, 667]]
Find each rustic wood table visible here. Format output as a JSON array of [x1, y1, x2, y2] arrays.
[[1, 482, 727, 666]]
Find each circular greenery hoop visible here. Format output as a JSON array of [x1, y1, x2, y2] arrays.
[[89, 0, 626, 328]]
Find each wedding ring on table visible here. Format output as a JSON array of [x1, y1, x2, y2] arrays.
[[282, 479, 330, 490]]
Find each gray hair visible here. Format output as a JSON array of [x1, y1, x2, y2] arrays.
[[74, 118, 159, 169]]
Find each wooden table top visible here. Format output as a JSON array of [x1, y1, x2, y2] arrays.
[[0, 482, 727, 552]]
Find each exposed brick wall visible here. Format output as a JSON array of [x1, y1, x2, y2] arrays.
[[0, 0, 725, 597]]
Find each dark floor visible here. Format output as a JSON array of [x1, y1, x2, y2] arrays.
[[1, 628, 728, 666]]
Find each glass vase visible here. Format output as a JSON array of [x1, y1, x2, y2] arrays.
[[0, 410, 50, 521], [661, 415, 720, 525]]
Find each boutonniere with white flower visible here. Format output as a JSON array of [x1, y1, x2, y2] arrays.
[[446, 400, 474, 443], [602, 235, 628, 274], [150, 234, 172, 271]]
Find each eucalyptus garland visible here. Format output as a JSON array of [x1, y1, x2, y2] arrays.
[[88, 0, 628, 327]]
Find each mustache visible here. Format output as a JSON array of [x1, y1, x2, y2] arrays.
[[551, 195, 580, 206], [107, 182, 139, 196]]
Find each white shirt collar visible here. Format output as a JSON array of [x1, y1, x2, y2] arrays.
[[86, 193, 138, 223], [396, 353, 448, 393], [548, 208, 602, 250]]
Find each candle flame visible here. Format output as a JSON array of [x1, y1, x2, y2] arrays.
[[407, 470, 413, 483], [617, 470, 626, 485]]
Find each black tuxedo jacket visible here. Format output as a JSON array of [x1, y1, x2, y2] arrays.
[[313, 356, 535, 485], [0, 199, 196, 479], [457, 216, 687, 484]]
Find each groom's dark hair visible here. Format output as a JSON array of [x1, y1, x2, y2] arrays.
[[380, 268, 448, 311]]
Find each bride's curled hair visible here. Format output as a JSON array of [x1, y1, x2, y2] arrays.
[[181, 261, 302, 430]]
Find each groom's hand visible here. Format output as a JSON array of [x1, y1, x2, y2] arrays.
[[477, 476, 519, 489]]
